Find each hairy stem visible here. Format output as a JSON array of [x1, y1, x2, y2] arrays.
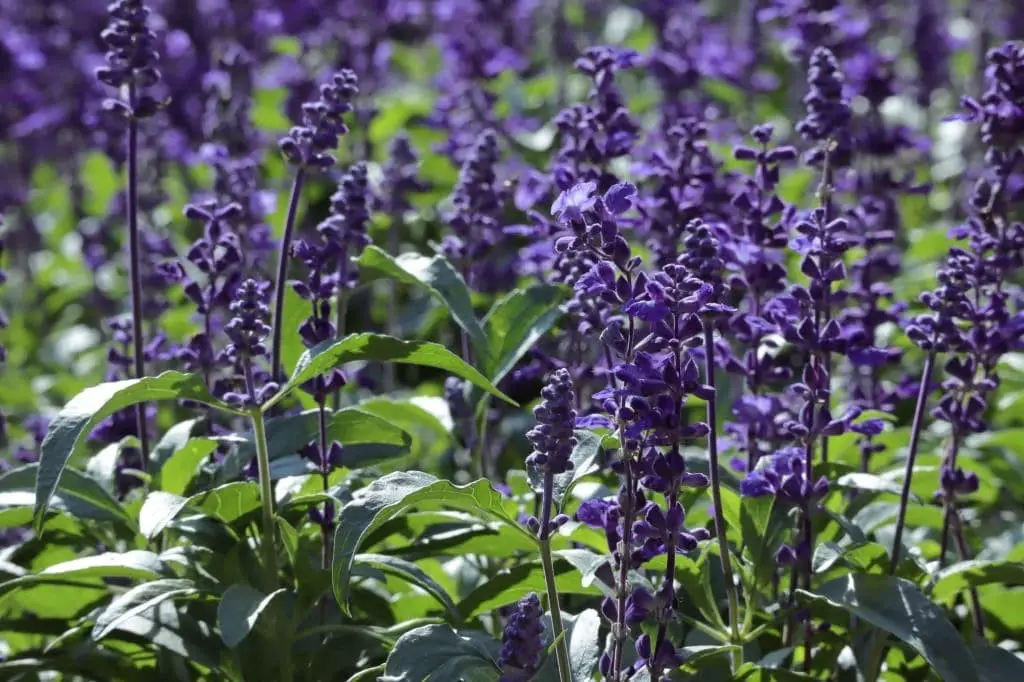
[[539, 471, 572, 682], [126, 84, 150, 472], [703, 324, 742, 668], [317, 402, 331, 643], [610, 448, 634, 680], [890, 351, 936, 571], [270, 169, 307, 382]]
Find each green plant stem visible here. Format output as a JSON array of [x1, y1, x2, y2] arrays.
[[538, 471, 572, 682], [703, 324, 743, 669], [890, 350, 936, 572], [249, 407, 279, 591], [270, 169, 307, 382], [125, 83, 150, 474], [249, 406, 293, 682], [332, 290, 348, 411]]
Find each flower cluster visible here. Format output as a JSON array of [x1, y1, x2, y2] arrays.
[[279, 70, 359, 171], [497, 593, 545, 681]]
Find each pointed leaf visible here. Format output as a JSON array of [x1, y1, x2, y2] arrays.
[[534, 609, 602, 682], [380, 624, 500, 682], [269, 334, 515, 410], [0, 463, 130, 529], [156, 438, 217, 495], [360, 247, 489, 360], [355, 553, 460, 621], [796, 574, 978, 682], [484, 285, 565, 382], [34, 372, 237, 531], [0, 551, 166, 602], [216, 407, 411, 483], [218, 584, 289, 648], [527, 430, 602, 508], [332, 471, 531, 615], [932, 560, 1024, 601], [92, 578, 199, 640]]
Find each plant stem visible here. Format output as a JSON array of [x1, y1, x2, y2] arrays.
[[610, 445, 633, 679], [126, 83, 150, 472], [949, 509, 985, 637], [270, 169, 307, 382], [332, 290, 348, 411], [889, 351, 936, 572], [317, 402, 331, 643], [538, 471, 572, 682], [249, 407, 279, 591], [703, 324, 742, 668]]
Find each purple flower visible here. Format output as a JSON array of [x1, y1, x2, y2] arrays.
[[526, 369, 577, 476], [497, 593, 544, 681], [279, 70, 359, 171]]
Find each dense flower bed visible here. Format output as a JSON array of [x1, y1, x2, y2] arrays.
[[1, 1, 1023, 681]]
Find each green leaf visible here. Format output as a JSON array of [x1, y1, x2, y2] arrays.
[[218, 584, 289, 648], [332, 472, 531, 615], [33, 372, 237, 531], [216, 407, 411, 483], [0, 551, 166, 602], [534, 609, 602, 682], [139, 482, 261, 539], [355, 553, 460, 622], [457, 558, 602, 618], [932, 560, 1024, 602], [150, 418, 205, 470], [380, 624, 500, 682], [271, 334, 515, 410], [796, 574, 979, 682], [155, 438, 217, 496], [836, 472, 919, 501], [280, 285, 312, 377], [973, 641, 1024, 682], [360, 247, 489, 360], [0, 464, 131, 530], [483, 286, 565, 382], [92, 578, 200, 640], [527, 430, 602, 509]]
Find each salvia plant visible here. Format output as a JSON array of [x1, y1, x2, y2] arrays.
[[2, 1, 1024, 681]]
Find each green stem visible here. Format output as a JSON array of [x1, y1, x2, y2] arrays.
[[249, 407, 292, 682], [703, 324, 743, 669], [249, 408, 279, 590], [539, 471, 572, 682]]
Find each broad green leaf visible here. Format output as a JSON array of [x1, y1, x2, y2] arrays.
[[483, 285, 565, 382], [932, 560, 1024, 602], [139, 482, 260, 539], [457, 558, 603, 618], [332, 471, 531, 615], [973, 641, 1024, 682], [0, 464, 131, 530], [110, 600, 223, 670], [360, 247, 489, 360], [380, 624, 500, 682], [280, 285, 311, 377], [837, 472, 919, 501], [218, 584, 288, 648], [797, 574, 978, 682], [527, 430, 602, 508], [534, 609, 602, 682], [150, 418, 205, 470], [156, 438, 217, 496], [355, 553, 460, 622], [216, 407, 411, 483], [0, 551, 166, 602], [92, 578, 199, 640], [269, 334, 515, 410], [357, 398, 454, 460], [33, 372, 238, 531]]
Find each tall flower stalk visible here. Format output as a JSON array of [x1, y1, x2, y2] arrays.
[[525, 369, 576, 682], [271, 70, 359, 381], [96, 0, 165, 471]]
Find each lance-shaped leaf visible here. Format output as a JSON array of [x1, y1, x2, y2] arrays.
[[360, 247, 489, 361], [92, 578, 200, 641], [380, 624, 500, 682], [33, 372, 238, 532], [796, 574, 978, 682], [218, 584, 289, 648], [332, 471, 531, 615], [483, 285, 565, 383], [267, 334, 515, 410]]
